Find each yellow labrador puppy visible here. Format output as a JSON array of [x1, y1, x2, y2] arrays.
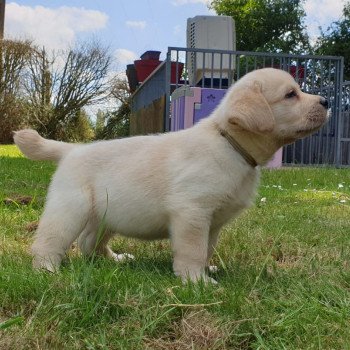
[[14, 68, 329, 283]]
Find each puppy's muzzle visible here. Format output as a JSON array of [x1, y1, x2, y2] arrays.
[[320, 97, 328, 109]]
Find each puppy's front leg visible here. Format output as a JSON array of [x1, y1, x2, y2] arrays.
[[207, 228, 221, 274], [170, 212, 217, 284]]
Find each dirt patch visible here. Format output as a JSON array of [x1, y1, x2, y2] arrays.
[[25, 221, 39, 232], [0, 330, 63, 350], [3, 195, 33, 205], [144, 309, 232, 350]]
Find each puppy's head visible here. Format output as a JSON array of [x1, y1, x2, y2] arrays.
[[223, 68, 329, 144]]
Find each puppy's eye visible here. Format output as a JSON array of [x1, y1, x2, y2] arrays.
[[285, 90, 297, 99]]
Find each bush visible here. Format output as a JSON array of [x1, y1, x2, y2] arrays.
[[95, 102, 130, 140], [0, 40, 32, 143], [0, 96, 28, 144]]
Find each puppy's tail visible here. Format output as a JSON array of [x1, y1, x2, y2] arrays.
[[13, 129, 77, 163]]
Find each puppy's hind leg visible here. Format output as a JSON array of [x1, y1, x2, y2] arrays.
[[78, 227, 134, 262], [31, 189, 90, 272]]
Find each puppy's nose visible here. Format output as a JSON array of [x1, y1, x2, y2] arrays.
[[320, 97, 328, 109]]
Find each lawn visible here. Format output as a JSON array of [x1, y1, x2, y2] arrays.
[[1, 144, 350, 349]]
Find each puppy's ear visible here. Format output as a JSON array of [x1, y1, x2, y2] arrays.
[[228, 81, 275, 134]]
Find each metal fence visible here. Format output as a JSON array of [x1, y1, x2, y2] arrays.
[[340, 81, 350, 166], [131, 46, 349, 167]]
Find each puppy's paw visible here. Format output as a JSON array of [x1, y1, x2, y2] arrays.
[[183, 275, 218, 285], [33, 256, 59, 273], [202, 275, 218, 285], [111, 252, 135, 262], [177, 272, 218, 285], [208, 265, 218, 273]]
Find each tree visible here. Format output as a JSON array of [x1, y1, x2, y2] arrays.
[[209, 0, 310, 53], [95, 109, 107, 139], [95, 76, 131, 140], [0, 39, 32, 143], [315, 1, 350, 80], [23, 47, 53, 133], [25, 41, 112, 140], [63, 108, 95, 142]]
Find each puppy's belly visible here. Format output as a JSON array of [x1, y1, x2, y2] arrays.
[[99, 202, 169, 240], [117, 228, 169, 240]]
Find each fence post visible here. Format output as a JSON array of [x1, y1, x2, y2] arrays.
[[164, 49, 172, 132], [336, 57, 344, 167]]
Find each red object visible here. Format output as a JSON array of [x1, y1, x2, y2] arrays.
[[170, 62, 184, 84], [134, 60, 184, 84], [140, 50, 161, 60], [134, 59, 161, 82], [271, 65, 305, 80], [289, 66, 305, 80]]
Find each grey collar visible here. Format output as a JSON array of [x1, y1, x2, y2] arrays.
[[219, 129, 258, 168]]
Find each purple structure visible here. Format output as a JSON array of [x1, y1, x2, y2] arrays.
[[170, 86, 282, 168], [193, 88, 226, 123], [171, 87, 225, 131]]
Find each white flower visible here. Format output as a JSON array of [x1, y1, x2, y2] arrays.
[[338, 184, 344, 188], [261, 197, 267, 203], [293, 183, 297, 186], [340, 199, 346, 203]]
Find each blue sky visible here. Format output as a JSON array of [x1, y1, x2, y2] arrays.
[[5, 0, 346, 72]]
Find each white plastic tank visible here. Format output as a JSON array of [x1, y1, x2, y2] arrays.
[[186, 15, 236, 86]]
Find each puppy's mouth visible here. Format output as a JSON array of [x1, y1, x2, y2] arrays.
[[296, 110, 329, 136], [295, 125, 322, 135]]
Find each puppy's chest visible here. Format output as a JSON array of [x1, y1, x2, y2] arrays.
[[213, 170, 259, 225]]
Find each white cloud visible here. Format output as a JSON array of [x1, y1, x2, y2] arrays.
[[304, 0, 344, 22], [125, 21, 147, 29], [172, 0, 210, 5], [5, 2, 108, 51], [114, 48, 138, 66], [304, 0, 345, 42]]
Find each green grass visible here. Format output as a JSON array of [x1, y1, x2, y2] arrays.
[[1, 144, 350, 349]]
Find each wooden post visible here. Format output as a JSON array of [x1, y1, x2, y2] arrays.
[[0, 0, 4, 91], [0, 0, 5, 39]]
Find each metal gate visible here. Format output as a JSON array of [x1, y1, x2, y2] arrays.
[[339, 81, 350, 166]]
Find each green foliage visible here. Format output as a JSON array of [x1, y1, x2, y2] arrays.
[[26, 42, 112, 141], [1, 146, 350, 348], [0, 39, 113, 143], [209, 0, 310, 53], [95, 77, 131, 140], [60, 109, 95, 142], [94, 109, 107, 139], [0, 40, 33, 143], [315, 2, 350, 80], [0, 95, 27, 144], [95, 103, 130, 140]]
